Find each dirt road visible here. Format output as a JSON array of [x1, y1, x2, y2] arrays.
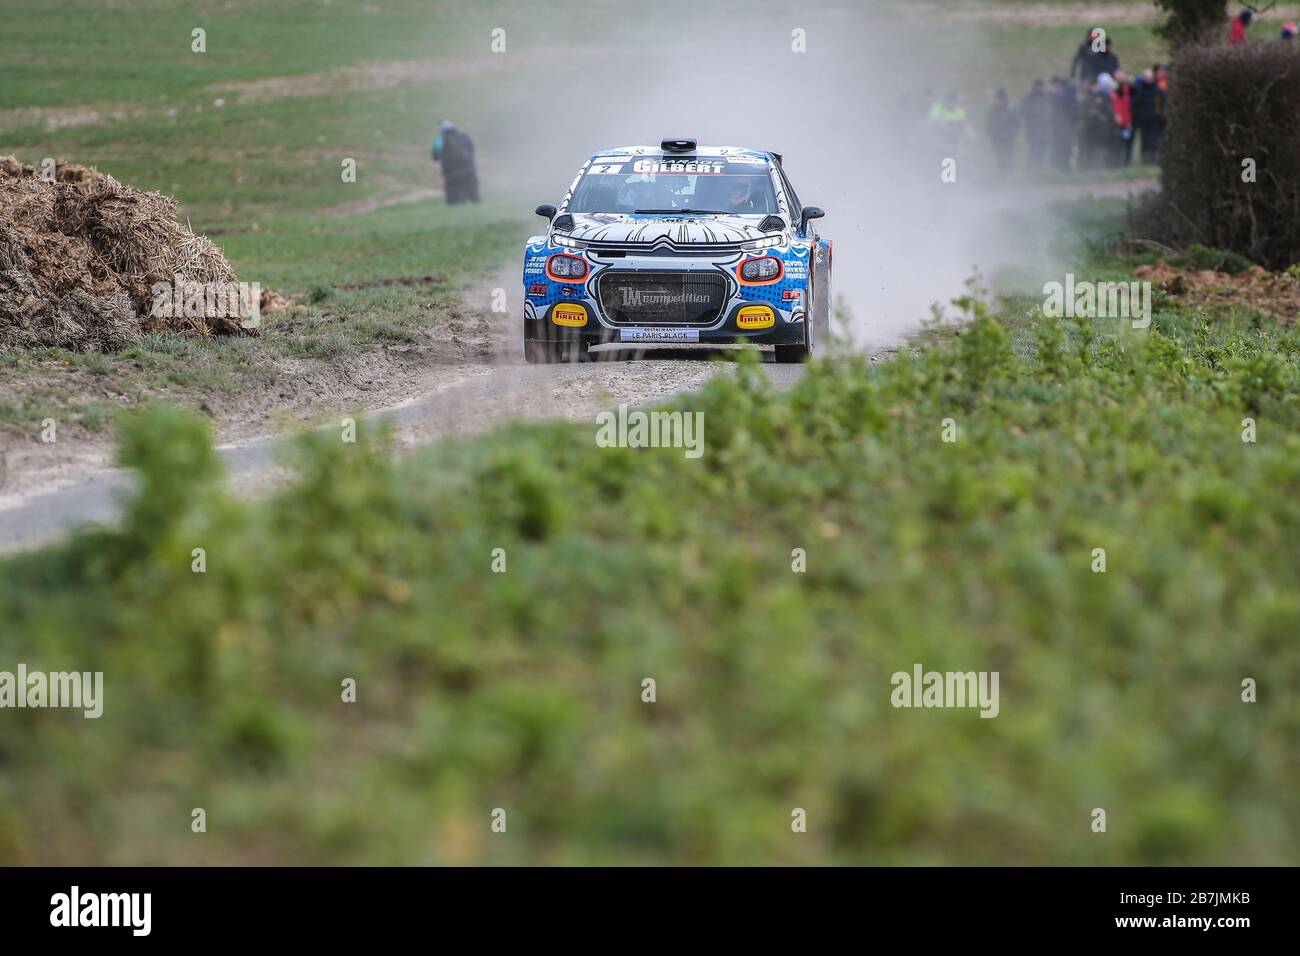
[[0, 332, 807, 551]]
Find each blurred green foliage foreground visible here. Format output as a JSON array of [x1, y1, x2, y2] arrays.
[[2, 303, 1298, 865]]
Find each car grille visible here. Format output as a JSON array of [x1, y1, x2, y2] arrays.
[[597, 271, 728, 327]]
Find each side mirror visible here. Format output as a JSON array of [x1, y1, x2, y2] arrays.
[[799, 206, 825, 233], [535, 203, 557, 221]]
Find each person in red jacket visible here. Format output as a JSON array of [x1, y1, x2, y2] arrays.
[[1109, 71, 1135, 166], [1230, 9, 1253, 45]]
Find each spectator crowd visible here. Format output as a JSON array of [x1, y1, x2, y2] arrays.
[[919, 10, 1300, 178]]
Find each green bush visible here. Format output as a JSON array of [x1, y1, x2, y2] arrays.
[[1150, 43, 1300, 268], [1172, 244, 1255, 275], [1, 304, 1298, 865]]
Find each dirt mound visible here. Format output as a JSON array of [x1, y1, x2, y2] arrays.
[[0, 155, 264, 351], [1135, 261, 1300, 322]]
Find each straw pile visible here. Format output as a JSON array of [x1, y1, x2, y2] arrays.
[[0, 155, 257, 351]]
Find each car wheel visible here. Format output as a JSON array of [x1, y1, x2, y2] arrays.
[[774, 304, 813, 364]]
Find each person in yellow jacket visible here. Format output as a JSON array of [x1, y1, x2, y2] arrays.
[[928, 92, 973, 155]]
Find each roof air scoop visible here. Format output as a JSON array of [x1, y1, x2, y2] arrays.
[[660, 138, 697, 153]]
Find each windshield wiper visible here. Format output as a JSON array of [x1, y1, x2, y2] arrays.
[[633, 208, 729, 215]]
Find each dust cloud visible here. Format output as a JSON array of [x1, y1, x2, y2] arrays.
[[457, 1, 1072, 350]]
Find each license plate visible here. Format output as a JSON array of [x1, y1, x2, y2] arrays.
[[619, 328, 700, 343]]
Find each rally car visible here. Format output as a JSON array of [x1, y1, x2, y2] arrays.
[[522, 139, 830, 363]]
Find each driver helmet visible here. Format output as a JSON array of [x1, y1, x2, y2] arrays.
[[724, 177, 753, 210]]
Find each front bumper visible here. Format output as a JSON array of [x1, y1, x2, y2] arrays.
[[523, 250, 811, 346], [524, 300, 806, 346]]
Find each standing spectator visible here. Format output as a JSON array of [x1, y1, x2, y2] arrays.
[[1131, 69, 1167, 164], [1282, 21, 1297, 42], [1071, 28, 1105, 83], [1020, 78, 1052, 170], [929, 91, 973, 156], [1096, 37, 1120, 78], [1049, 77, 1079, 173], [1079, 78, 1117, 170], [1109, 72, 1135, 167], [985, 89, 1020, 176], [1230, 9, 1253, 45], [431, 119, 480, 205]]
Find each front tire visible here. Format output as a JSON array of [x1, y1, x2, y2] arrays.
[[774, 302, 814, 365]]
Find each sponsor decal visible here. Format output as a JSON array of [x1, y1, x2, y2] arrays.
[[551, 303, 588, 327], [620, 328, 700, 343], [736, 306, 775, 330], [725, 154, 769, 165], [782, 289, 802, 301], [528, 283, 547, 296], [632, 159, 724, 175], [619, 288, 712, 309]]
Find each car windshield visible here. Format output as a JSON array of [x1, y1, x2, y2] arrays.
[[567, 156, 778, 215]]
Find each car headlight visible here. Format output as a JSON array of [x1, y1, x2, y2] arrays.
[[740, 256, 782, 282], [742, 235, 784, 252], [547, 254, 588, 281], [552, 234, 585, 249]]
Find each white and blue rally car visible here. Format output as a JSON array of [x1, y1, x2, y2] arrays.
[[523, 139, 830, 363]]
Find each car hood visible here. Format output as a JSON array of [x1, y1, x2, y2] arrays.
[[561, 213, 772, 245]]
